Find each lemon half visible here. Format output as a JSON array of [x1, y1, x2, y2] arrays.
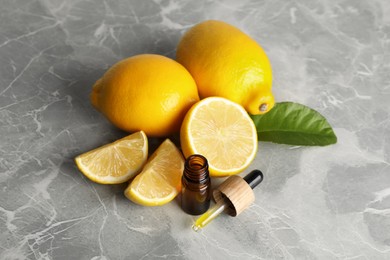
[[180, 97, 258, 177]]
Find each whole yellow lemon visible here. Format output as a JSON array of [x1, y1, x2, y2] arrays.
[[91, 54, 199, 137], [176, 20, 274, 115]]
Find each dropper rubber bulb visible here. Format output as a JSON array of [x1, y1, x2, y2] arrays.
[[192, 170, 263, 232]]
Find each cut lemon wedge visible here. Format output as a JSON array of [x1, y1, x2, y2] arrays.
[[75, 131, 148, 184], [180, 97, 258, 177], [125, 139, 184, 206]]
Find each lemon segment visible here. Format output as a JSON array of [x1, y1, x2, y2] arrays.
[[180, 97, 258, 177], [75, 131, 148, 184], [125, 139, 184, 206]]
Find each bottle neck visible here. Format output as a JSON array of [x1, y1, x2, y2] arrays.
[[183, 154, 210, 189]]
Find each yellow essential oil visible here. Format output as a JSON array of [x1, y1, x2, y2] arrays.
[[192, 200, 226, 231]]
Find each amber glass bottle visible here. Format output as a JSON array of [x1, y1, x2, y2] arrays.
[[181, 154, 211, 215]]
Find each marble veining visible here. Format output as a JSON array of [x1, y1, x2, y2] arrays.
[[1, 0, 390, 259]]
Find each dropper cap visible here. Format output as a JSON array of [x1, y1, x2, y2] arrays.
[[212, 170, 264, 217], [192, 170, 264, 231]]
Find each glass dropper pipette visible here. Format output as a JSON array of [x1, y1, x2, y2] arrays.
[[192, 170, 264, 231]]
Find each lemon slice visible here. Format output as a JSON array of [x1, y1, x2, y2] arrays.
[[75, 131, 148, 184], [125, 139, 184, 206], [180, 97, 258, 177]]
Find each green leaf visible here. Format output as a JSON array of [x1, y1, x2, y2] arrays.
[[250, 102, 337, 146]]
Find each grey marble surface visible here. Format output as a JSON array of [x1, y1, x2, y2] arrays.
[[1, 0, 390, 259]]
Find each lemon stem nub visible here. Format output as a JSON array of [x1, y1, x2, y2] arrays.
[[259, 103, 268, 112]]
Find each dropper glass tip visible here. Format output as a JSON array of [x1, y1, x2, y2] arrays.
[[192, 224, 201, 232]]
